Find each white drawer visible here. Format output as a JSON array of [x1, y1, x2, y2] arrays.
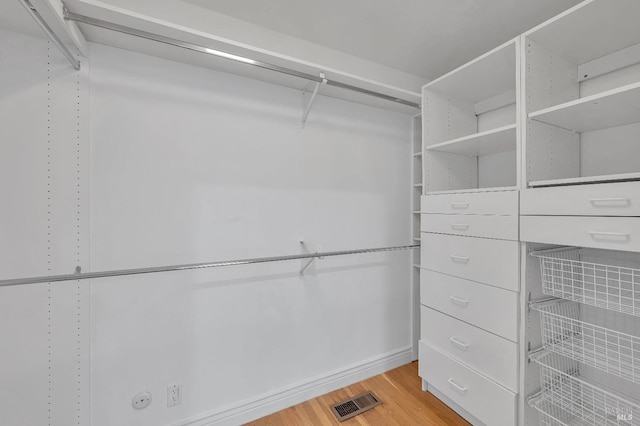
[[419, 342, 517, 426], [521, 216, 640, 252], [521, 181, 640, 216], [421, 233, 519, 291], [421, 213, 518, 241], [421, 306, 518, 391], [421, 190, 518, 215], [420, 270, 519, 341]]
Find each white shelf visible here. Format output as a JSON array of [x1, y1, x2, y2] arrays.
[[412, 211, 421, 214], [425, 186, 518, 196], [412, 264, 420, 268], [423, 39, 516, 103], [529, 81, 640, 133], [66, 0, 421, 114], [413, 152, 422, 157], [426, 124, 516, 156], [525, 0, 640, 65], [413, 184, 423, 188], [529, 172, 640, 188], [413, 237, 421, 242]]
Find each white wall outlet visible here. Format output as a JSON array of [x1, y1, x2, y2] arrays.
[[167, 383, 182, 407], [132, 391, 152, 409]]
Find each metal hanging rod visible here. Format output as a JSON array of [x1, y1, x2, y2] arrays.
[[19, 0, 80, 70], [0, 244, 419, 288], [63, 9, 419, 109]]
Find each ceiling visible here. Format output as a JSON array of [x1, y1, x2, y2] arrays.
[[183, 0, 582, 80]]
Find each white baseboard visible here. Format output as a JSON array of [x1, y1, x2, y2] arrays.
[[173, 346, 413, 426]]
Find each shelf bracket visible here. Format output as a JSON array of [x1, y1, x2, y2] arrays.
[[299, 240, 323, 277], [301, 72, 327, 128], [20, 0, 81, 70]]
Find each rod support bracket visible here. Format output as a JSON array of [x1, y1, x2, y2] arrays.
[[301, 72, 327, 128]]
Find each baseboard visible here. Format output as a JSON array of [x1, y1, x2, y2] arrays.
[[173, 346, 413, 426]]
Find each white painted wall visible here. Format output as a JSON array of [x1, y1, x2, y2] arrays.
[[87, 43, 412, 426], [0, 25, 412, 425], [1, 31, 413, 425]]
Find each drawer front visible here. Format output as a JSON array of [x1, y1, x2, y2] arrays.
[[420, 270, 519, 341], [421, 306, 518, 391], [421, 213, 518, 241], [419, 342, 517, 426], [521, 216, 640, 252], [421, 233, 519, 291], [421, 190, 518, 215], [521, 182, 640, 216]]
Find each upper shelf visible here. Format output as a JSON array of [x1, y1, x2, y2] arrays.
[[529, 81, 640, 132], [422, 39, 517, 103], [525, 0, 640, 65], [425, 124, 516, 156], [58, 0, 421, 113]]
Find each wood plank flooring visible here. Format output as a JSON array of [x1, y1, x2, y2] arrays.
[[245, 361, 470, 425]]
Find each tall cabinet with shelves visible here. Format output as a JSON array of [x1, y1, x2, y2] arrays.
[[418, 38, 522, 426], [519, 1, 640, 425]]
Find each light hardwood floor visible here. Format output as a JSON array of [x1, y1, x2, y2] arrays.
[[245, 361, 470, 425]]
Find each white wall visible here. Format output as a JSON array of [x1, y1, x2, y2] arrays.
[[1, 27, 412, 425], [88, 43, 412, 426]]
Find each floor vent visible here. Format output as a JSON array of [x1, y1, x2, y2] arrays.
[[330, 391, 382, 421]]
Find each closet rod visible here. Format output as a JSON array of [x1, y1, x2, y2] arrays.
[[0, 244, 419, 288], [63, 9, 420, 109], [19, 0, 81, 70]]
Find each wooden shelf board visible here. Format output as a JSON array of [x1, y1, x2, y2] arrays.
[[425, 124, 517, 156], [529, 172, 640, 188], [529, 82, 640, 133]]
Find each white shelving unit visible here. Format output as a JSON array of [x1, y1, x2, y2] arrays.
[[521, 3, 640, 426], [411, 113, 423, 360], [418, 37, 522, 426], [523, 0, 640, 188], [422, 39, 520, 193]]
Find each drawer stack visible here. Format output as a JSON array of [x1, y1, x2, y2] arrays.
[[419, 190, 520, 426]]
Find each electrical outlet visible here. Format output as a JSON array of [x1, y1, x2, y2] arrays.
[[132, 391, 152, 409], [167, 383, 182, 407]]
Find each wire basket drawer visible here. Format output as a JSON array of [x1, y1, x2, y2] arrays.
[[531, 248, 640, 316], [532, 301, 640, 384], [529, 351, 640, 425]]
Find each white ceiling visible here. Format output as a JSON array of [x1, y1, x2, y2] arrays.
[[183, 0, 582, 80]]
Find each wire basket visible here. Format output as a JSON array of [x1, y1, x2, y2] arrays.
[[530, 351, 640, 425], [531, 397, 588, 426], [531, 248, 640, 317], [532, 301, 640, 384]]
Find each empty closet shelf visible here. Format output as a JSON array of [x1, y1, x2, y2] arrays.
[[532, 301, 640, 384], [529, 351, 640, 426], [531, 247, 640, 316]]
